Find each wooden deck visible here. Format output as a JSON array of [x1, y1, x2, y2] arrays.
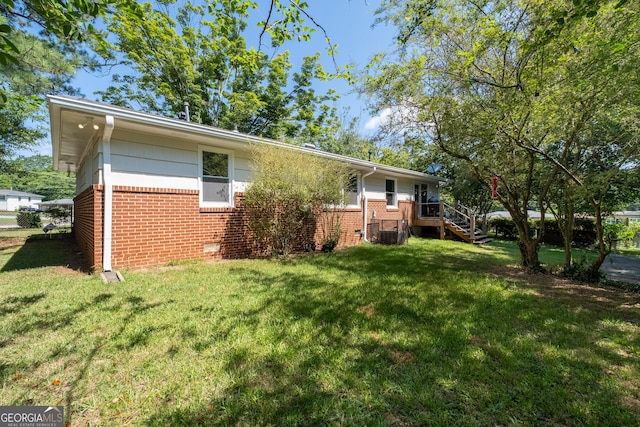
[[410, 201, 492, 244], [413, 217, 444, 227]]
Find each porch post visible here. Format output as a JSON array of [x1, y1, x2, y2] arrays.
[[439, 200, 445, 240], [470, 215, 475, 240]]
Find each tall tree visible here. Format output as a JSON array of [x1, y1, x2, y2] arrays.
[[0, 155, 74, 200], [0, 0, 141, 66], [1, 0, 143, 164], [0, 27, 88, 168], [98, 0, 343, 141], [363, 0, 640, 271]]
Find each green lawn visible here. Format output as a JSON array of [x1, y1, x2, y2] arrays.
[[0, 234, 638, 426], [0, 216, 17, 227]]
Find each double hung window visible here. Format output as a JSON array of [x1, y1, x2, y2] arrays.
[[200, 148, 233, 207]]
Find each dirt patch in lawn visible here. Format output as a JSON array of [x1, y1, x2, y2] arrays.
[[489, 265, 640, 322], [0, 236, 28, 251]]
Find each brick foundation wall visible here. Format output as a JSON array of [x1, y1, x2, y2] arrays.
[[110, 186, 203, 268], [73, 185, 102, 271], [367, 199, 414, 223], [75, 187, 417, 270]]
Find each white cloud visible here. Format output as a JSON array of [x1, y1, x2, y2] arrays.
[[364, 107, 392, 131], [364, 104, 427, 133]]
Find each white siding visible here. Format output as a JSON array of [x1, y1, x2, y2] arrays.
[[73, 124, 440, 201], [397, 179, 416, 202], [74, 137, 100, 194], [85, 128, 254, 193], [111, 172, 198, 189], [2, 196, 42, 211], [363, 174, 436, 202]]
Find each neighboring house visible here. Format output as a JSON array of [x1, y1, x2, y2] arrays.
[[48, 95, 450, 271], [0, 190, 44, 211], [486, 210, 554, 219], [38, 198, 74, 211], [609, 211, 640, 224]]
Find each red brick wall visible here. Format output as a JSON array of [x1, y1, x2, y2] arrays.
[[73, 187, 417, 270], [110, 186, 203, 268], [73, 185, 102, 271], [367, 198, 414, 223]]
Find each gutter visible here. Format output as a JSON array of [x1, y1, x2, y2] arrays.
[[47, 95, 447, 182], [101, 115, 115, 272], [361, 167, 377, 242]]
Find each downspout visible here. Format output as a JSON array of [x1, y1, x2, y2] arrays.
[[102, 115, 115, 272], [361, 167, 376, 242]]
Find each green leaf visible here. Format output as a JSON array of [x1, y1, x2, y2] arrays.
[[611, 43, 625, 53]]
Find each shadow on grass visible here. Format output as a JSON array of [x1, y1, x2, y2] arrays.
[[146, 240, 640, 426], [1, 286, 171, 425], [0, 233, 89, 273]]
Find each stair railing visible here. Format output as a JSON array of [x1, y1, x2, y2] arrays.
[[442, 201, 476, 240]]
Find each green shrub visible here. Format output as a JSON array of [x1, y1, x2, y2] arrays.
[[16, 212, 41, 228], [605, 221, 640, 249], [561, 256, 603, 283], [489, 217, 518, 239], [46, 206, 72, 224], [245, 144, 352, 256]]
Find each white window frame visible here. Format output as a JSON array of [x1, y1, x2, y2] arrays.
[[385, 177, 397, 208], [199, 146, 235, 208], [345, 173, 361, 208]]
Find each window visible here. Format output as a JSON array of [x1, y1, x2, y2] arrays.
[[385, 178, 397, 207], [200, 148, 233, 207], [346, 174, 359, 207]]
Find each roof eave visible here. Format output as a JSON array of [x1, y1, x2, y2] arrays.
[[47, 95, 447, 182]]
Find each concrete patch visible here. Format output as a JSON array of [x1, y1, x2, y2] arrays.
[[601, 255, 640, 285]]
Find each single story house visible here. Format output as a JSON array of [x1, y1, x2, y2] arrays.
[[0, 190, 44, 211], [485, 210, 554, 219], [609, 211, 640, 224], [48, 95, 451, 271], [38, 198, 74, 211]]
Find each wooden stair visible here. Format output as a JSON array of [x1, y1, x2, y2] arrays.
[[442, 203, 493, 245]]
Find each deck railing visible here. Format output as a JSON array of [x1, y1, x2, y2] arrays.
[[417, 200, 476, 240]]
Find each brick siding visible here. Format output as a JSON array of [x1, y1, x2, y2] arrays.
[[74, 188, 419, 270], [73, 185, 102, 271]]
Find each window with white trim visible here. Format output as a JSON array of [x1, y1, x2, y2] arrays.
[[346, 174, 359, 207], [385, 178, 397, 207], [200, 147, 233, 207]]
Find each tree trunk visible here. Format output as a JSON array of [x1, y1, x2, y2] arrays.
[[560, 207, 575, 271], [588, 203, 608, 281], [517, 237, 541, 270]]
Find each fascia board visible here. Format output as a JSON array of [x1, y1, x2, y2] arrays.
[[47, 95, 447, 182]]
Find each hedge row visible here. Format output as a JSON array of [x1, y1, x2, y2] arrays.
[[487, 217, 596, 248]]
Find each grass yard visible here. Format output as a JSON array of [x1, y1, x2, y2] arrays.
[[0, 233, 639, 426], [0, 216, 18, 227]]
